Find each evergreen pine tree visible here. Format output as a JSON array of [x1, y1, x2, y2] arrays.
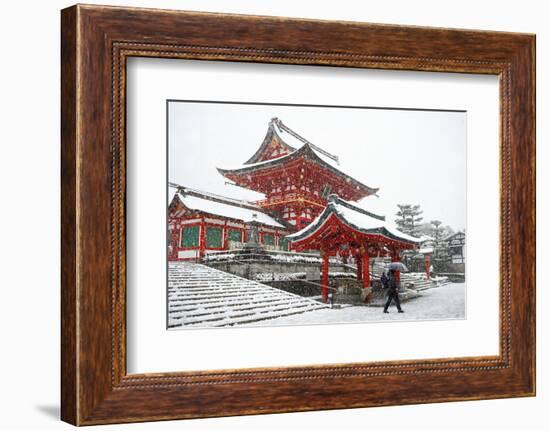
[[395, 204, 423, 237], [430, 220, 443, 259]]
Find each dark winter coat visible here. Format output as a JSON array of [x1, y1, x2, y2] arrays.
[[387, 271, 400, 293], [381, 272, 389, 289]]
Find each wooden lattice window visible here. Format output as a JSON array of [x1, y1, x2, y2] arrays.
[[180, 225, 199, 248], [280, 237, 289, 251], [206, 226, 223, 248], [263, 233, 274, 246], [227, 229, 242, 243]]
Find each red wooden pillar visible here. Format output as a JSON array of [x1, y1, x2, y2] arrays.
[[167, 223, 179, 261], [362, 252, 372, 303], [174, 226, 181, 261], [424, 253, 431, 280], [321, 250, 329, 303], [356, 253, 363, 281], [199, 221, 206, 260], [223, 221, 229, 250]]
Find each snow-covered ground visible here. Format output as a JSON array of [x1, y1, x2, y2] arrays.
[[247, 282, 466, 327]]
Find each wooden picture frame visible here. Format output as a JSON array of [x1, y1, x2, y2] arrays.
[[61, 4, 535, 425]]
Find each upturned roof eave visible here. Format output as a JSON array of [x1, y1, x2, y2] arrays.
[[287, 200, 419, 247], [218, 144, 379, 196]]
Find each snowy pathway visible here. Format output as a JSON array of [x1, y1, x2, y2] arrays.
[[247, 283, 466, 326]]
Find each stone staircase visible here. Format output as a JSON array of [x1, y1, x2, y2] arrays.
[[168, 262, 328, 328], [359, 260, 448, 291], [401, 274, 435, 291]]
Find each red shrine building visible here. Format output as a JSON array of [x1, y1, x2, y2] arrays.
[[168, 117, 419, 279], [287, 194, 420, 302], [168, 186, 290, 261], [217, 118, 378, 230]]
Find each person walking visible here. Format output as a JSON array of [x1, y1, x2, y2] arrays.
[[383, 269, 404, 313], [380, 270, 389, 290]]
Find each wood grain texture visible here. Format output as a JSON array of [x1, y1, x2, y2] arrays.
[[60, 4, 536, 425], [60, 5, 78, 425]]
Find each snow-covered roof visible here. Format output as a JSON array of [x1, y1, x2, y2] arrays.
[[216, 118, 378, 197], [169, 184, 285, 228], [168, 184, 179, 205], [243, 119, 297, 165], [418, 235, 436, 245], [287, 195, 421, 246], [218, 142, 378, 195], [443, 230, 465, 241], [243, 117, 342, 165], [418, 247, 434, 254], [218, 125, 340, 172]]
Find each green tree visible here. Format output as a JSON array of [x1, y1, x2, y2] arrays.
[[430, 220, 443, 241], [395, 204, 424, 237], [429, 220, 444, 260]]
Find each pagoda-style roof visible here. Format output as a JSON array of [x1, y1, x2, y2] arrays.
[[286, 195, 421, 250], [168, 184, 286, 229], [217, 119, 378, 199], [243, 118, 297, 164]]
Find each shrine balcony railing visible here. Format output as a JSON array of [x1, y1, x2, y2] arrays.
[[254, 192, 327, 208]]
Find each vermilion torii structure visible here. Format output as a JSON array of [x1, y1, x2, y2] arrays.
[[286, 195, 421, 303]]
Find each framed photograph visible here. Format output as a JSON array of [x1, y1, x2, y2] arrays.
[[164, 101, 466, 330], [61, 4, 535, 425]]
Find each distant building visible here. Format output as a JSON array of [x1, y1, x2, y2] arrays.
[[445, 231, 466, 264]]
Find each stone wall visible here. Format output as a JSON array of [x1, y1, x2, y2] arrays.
[[262, 278, 364, 304], [206, 260, 354, 280]]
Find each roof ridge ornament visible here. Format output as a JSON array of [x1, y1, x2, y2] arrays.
[[274, 118, 340, 165]]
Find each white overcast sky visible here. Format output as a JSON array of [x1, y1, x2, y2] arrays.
[[169, 101, 466, 231]]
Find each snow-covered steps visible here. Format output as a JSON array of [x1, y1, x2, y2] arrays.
[[348, 261, 450, 291], [168, 262, 329, 328], [404, 274, 450, 291]]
